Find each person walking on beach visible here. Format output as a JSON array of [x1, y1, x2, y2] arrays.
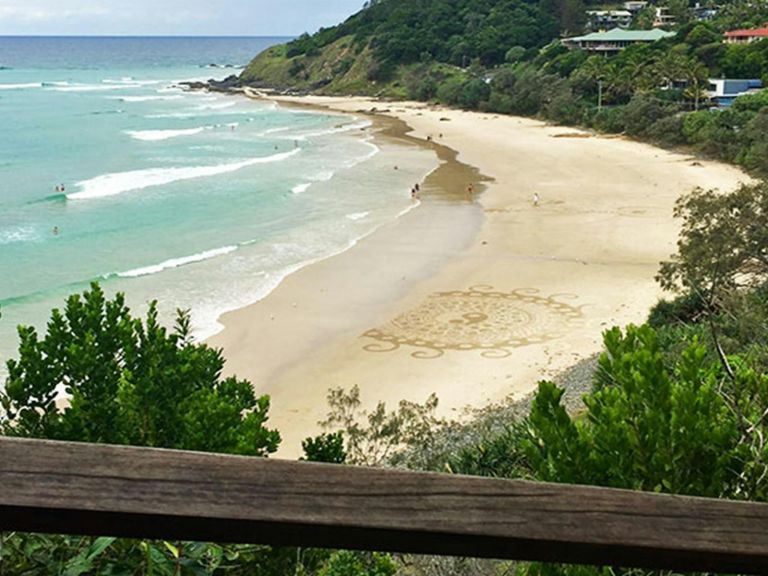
[[467, 183, 474, 197], [533, 192, 540, 207]]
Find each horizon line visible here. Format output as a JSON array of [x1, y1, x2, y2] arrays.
[[0, 34, 296, 38]]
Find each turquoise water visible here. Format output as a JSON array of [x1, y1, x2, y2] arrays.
[[0, 37, 437, 366]]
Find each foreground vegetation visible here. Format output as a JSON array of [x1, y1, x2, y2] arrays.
[[4, 183, 768, 574]]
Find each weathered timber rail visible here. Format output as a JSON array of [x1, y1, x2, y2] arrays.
[[2, 437, 768, 574]]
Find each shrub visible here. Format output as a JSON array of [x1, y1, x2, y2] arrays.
[[645, 114, 687, 147], [589, 106, 626, 133]]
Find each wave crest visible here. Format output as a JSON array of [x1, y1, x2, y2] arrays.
[[68, 149, 301, 200], [124, 127, 208, 141], [0, 82, 41, 90], [118, 245, 238, 278]]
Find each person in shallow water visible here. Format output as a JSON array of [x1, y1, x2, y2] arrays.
[[52, 226, 59, 235]]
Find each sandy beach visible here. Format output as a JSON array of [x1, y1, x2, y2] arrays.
[[208, 95, 751, 457]]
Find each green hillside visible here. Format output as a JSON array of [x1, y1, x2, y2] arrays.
[[240, 0, 571, 96], [240, 0, 768, 177]]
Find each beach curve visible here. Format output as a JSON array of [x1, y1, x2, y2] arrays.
[[208, 95, 752, 457]]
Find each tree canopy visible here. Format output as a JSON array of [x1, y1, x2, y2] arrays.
[[657, 183, 768, 302], [1, 283, 280, 456]]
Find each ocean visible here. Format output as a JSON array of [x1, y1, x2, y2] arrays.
[[0, 37, 438, 368]]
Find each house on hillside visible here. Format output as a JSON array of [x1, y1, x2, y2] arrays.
[[708, 78, 764, 107], [623, 1, 648, 13], [562, 28, 676, 54], [586, 10, 632, 30], [653, 7, 676, 27], [724, 27, 768, 44], [693, 2, 718, 22]]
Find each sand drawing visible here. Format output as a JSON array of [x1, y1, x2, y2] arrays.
[[363, 286, 583, 359]]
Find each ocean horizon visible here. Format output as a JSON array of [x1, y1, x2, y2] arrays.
[[0, 36, 438, 370]]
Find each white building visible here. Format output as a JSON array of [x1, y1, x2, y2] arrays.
[[586, 10, 633, 30]]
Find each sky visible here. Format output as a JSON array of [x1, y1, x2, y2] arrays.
[[0, 0, 365, 36]]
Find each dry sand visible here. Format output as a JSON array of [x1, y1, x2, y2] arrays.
[[208, 95, 751, 457]]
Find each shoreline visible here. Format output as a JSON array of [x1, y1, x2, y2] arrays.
[[209, 95, 752, 458]]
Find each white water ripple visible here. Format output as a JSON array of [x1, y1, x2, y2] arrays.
[[124, 127, 208, 141], [68, 148, 301, 200], [118, 245, 238, 278]]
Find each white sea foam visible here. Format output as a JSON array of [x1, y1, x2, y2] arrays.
[[349, 137, 381, 165], [145, 112, 197, 119], [311, 170, 335, 182], [68, 148, 301, 200], [292, 120, 372, 141], [103, 78, 161, 86], [113, 95, 184, 102], [146, 109, 255, 119], [0, 82, 41, 90], [291, 183, 311, 194], [196, 101, 236, 111], [118, 245, 239, 278], [0, 225, 38, 245], [124, 127, 208, 141], [258, 126, 292, 137], [346, 211, 370, 221], [48, 83, 143, 92]]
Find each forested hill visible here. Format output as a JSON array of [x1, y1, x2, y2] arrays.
[[240, 0, 768, 178], [239, 0, 581, 94]]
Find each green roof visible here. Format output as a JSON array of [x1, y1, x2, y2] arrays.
[[567, 28, 676, 42]]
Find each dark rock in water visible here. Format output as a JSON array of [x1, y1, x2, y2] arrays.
[[0, 66, 10, 71], [182, 80, 209, 90], [179, 74, 241, 93]]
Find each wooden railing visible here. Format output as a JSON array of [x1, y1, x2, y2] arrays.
[[2, 437, 768, 574]]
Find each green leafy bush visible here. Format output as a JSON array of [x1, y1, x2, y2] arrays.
[[1, 283, 280, 455]]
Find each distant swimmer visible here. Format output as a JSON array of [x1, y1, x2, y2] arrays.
[[54, 185, 60, 193], [411, 187, 418, 199], [533, 192, 540, 207], [294, 140, 299, 148], [394, 165, 399, 170], [52, 226, 59, 235], [415, 183, 421, 192], [60, 183, 65, 193]]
